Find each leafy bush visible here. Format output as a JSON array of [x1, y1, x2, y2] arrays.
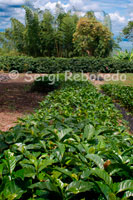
[[31, 76, 60, 93], [0, 76, 133, 199], [101, 84, 133, 113], [114, 50, 133, 61], [0, 56, 133, 73]]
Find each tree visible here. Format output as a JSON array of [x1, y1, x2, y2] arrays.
[[60, 13, 78, 57], [123, 21, 133, 43], [10, 18, 26, 53], [85, 11, 96, 19], [24, 6, 41, 57], [73, 17, 113, 57], [40, 10, 55, 56], [103, 11, 112, 32]]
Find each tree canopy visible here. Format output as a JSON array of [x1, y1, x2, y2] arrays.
[[73, 17, 113, 57], [0, 6, 114, 57], [123, 21, 133, 43]]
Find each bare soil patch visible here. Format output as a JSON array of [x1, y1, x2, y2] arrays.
[[0, 74, 46, 131]]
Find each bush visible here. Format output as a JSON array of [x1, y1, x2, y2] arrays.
[[0, 56, 133, 73], [114, 50, 133, 62], [0, 77, 132, 199], [101, 84, 133, 113], [31, 76, 60, 93]]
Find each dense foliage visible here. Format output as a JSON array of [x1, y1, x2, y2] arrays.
[[0, 56, 133, 73], [101, 84, 133, 113], [73, 17, 113, 57], [123, 21, 133, 43], [0, 76, 133, 199], [0, 6, 114, 58], [114, 50, 133, 62]]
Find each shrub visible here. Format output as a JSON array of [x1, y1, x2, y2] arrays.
[[31, 76, 60, 93], [114, 50, 133, 62], [0, 56, 133, 73], [101, 84, 133, 113], [0, 77, 132, 199]]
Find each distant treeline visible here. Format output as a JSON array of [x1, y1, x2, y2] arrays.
[[0, 5, 116, 58]]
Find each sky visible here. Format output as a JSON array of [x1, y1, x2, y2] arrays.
[[0, 0, 133, 50]]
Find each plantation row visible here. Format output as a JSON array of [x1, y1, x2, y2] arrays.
[[0, 56, 133, 73], [101, 84, 133, 113], [0, 76, 133, 199]]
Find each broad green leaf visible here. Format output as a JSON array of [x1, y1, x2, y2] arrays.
[[38, 159, 54, 172], [121, 147, 133, 156], [122, 190, 133, 198], [92, 168, 113, 187], [22, 165, 36, 178], [54, 167, 75, 180], [66, 180, 94, 194], [29, 181, 60, 193], [56, 142, 65, 161], [0, 164, 4, 178], [96, 181, 115, 200], [115, 180, 133, 194], [81, 169, 92, 179], [4, 150, 16, 174], [58, 128, 72, 141], [14, 169, 25, 181], [86, 154, 104, 169], [97, 136, 106, 149], [2, 181, 24, 200], [83, 124, 95, 140]]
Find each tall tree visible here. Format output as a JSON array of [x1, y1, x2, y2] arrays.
[[24, 6, 41, 57], [73, 17, 113, 57], [123, 21, 133, 44], [10, 18, 26, 53], [60, 13, 78, 57], [40, 10, 55, 56], [103, 11, 112, 32]]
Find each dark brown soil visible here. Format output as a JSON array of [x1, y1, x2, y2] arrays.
[[0, 74, 46, 131]]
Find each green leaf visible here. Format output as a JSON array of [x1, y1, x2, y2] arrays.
[[83, 124, 95, 140], [96, 181, 116, 200], [38, 159, 54, 173], [29, 181, 60, 193], [58, 128, 72, 141], [4, 150, 16, 174], [56, 142, 65, 161], [22, 165, 36, 178], [115, 180, 133, 194], [92, 168, 113, 187], [66, 180, 94, 194], [122, 190, 133, 198], [14, 169, 25, 181], [54, 167, 74, 180], [86, 154, 104, 169], [0, 163, 4, 178], [2, 181, 25, 200]]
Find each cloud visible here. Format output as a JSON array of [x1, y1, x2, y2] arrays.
[[109, 12, 126, 23], [128, 12, 133, 21], [0, 0, 25, 5], [95, 12, 104, 21], [0, 0, 132, 35]]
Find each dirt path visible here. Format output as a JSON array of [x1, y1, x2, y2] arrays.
[[0, 74, 45, 131]]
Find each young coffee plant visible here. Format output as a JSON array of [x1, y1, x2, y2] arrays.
[[0, 76, 133, 200]]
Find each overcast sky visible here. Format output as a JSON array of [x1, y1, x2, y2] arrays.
[[0, 0, 133, 37]]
